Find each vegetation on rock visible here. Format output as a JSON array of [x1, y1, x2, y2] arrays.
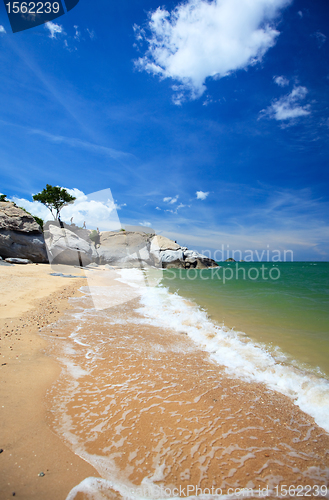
[[33, 184, 76, 221]]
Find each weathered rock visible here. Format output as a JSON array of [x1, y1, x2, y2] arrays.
[[0, 202, 42, 232], [151, 235, 181, 251], [150, 236, 218, 269], [97, 231, 154, 266], [159, 249, 185, 263], [44, 224, 95, 266], [43, 224, 218, 270], [162, 259, 186, 269], [0, 203, 48, 263], [5, 258, 32, 264], [162, 257, 217, 270]]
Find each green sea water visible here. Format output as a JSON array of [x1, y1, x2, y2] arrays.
[[161, 262, 329, 378]]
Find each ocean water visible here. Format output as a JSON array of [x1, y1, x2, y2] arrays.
[[161, 262, 329, 378], [41, 265, 329, 500]]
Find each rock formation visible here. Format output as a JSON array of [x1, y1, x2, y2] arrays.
[[0, 210, 218, 269], [44, 224, 95, 267], [0, 202, 48, 263], [44, 224, 218, 269]]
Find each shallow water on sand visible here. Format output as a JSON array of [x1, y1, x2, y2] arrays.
[[161, 263, 329, 378], [41, 270, 329, 500]]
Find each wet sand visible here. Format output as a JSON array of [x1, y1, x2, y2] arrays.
[[44, 280, 329, 500], [1, 265, 329, 500], [0, 264, 99, 500]]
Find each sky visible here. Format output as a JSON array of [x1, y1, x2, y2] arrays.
[[0, 0, 328, 260]]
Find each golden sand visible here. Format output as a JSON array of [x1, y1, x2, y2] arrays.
[[1, 264, 328, 500], [0, 264, 99, 500]]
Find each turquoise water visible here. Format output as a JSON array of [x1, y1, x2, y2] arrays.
[[161, 262, 329, 378]]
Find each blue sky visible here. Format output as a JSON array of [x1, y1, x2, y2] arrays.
[[0, 0, 328, 260]]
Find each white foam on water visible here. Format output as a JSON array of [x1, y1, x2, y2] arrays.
[[116, 270, 329, 434], [55, 268, 329, 500]]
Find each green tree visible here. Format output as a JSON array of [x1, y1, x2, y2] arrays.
[[0, 194, 8, 202], [33, 184, 76, 221]]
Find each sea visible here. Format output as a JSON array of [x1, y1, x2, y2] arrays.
[[43, 261, 329, 500]]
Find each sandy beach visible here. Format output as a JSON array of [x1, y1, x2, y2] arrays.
[[1, 264, 329, 500], [0, 263, 99, 500]]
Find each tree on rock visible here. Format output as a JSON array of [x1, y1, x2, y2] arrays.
[[33, 184, 76, 221], [0, 194, 8, 202]]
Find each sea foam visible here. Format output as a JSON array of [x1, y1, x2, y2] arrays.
[[117, 269, 329, 434]]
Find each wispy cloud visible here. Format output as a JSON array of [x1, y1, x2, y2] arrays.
[[45, 22, 64, 39], [154, 185, 329, 260], [74, 25, 81, 41], [30, 129, 136, 161], [313, 31, 327, 48], [196, 191, 209, 200], [273, 75, 289, 87], [86, 28, 95, 39], [135, 0, 292, 103], [139, 221, 152, 227], [260, 86, 311, 122], [0, 25, 6, 34]]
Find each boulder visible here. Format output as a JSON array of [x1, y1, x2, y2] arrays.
[[0, 202, 48, 263], [150, 234, 218, 269], [97, 231, 154, 266], [0, 202, 41, 232], [42, 223, 218, 270], [151, 235, 181, 251], [5, 258, 32, 264], [44, 224, 95, 266], [159, 249, 185, 263]]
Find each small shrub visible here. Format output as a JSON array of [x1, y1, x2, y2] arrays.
[[89, 230, 98, 242]]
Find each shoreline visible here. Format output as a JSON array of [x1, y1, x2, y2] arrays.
[[0, 264, 99, 500], [42, 272, 329, 499], [1, 264, 329, 500]]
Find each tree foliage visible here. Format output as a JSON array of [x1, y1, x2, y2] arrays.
[[33, 184, 76, 220], [0, 194, 8, 202]]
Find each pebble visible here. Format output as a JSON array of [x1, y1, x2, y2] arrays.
[[38, 472, 45, 477]]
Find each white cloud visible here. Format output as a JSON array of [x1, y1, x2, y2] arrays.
[[163, 195, 179, 204], [297, 10, 303, 18], [139, 221, 152, 227], [273, 75, 289, 87], [155, 206, 161, 210], [45, 22, 64, 39], [11, 187, 121, 232], [196, 191, 209, 200], [135, 0, 291, 101], [0, 25, 6, 34], [261, 86, 311, 122]]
